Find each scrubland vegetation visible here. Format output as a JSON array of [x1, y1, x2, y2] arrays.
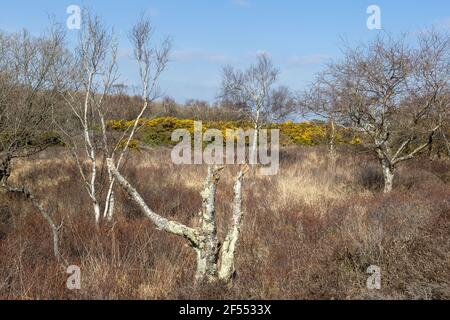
[[107, 117, 361, 147], [0, 10, 449, 300], [0, 147, 449, 299]]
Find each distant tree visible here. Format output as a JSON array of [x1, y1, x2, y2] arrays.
[[221, 54, 295, 157], [185, 99, 211, 120], [327, 32, 449, 192], [162, 96, 178, 117], [299, 72, 341, 169]]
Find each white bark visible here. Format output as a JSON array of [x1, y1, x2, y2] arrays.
[[250, 108, 260, 165], [219, 166, 248, 282], [195, 166, 223, 282], [251, 125, 259, 164], [93, 201, 101, 225], [381, 161, 395, 194], [328, 118, 337, 170]]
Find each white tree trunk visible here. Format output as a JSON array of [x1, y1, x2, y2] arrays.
[[107, 158, 199, 239], [103, 172, 116, 221], [106, 192, 115, 221], [195, 166, 223, 282], [93, 201, 101, 225], [251, 127, 258, 162], [218, 167, 247, 282], [381, 162, 395, 193], [250, 109, 260, 165], [328, 119, 337, 170]]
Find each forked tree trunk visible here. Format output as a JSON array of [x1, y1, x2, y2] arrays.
[[107, 160, 248, 284]]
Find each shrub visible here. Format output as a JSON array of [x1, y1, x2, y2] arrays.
[[107, 117, 360, 147]]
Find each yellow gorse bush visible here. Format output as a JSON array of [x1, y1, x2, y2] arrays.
[[107, 117, 360, 147]]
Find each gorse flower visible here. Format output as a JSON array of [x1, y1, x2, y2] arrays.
[[106, 117, 360, 147]]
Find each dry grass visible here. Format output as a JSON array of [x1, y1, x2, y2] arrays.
[[0, 146, 448, 300]]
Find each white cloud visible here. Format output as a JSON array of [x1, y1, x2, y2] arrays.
[[289, 54, 329, 66]]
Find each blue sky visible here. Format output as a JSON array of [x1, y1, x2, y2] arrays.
[[1, 0, 450, 103]]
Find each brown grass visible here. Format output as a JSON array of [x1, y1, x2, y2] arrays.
[[0, 146, 448, 300]]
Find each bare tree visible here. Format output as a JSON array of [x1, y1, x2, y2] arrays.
[[100, 16, 171, 222], [56, 12, 120, 224], [0, 28, 64, 185], [299, 72, 341, 169], [57, 13, 171, 225], [105, 18, 249, 284], [221, 54, 294, 158], [421, 32, 450, 158], [0, 27, 66, 259], [327, 32, 449, 192], [108, 161, 249, 284], [162, 96, 178, 117]]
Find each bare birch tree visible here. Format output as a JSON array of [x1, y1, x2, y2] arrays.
[[108, 161, 249, 283], [58, 12, 170, 225], [327, 32, 449, 192], [104, 18, 249, 284], [221, 54, 294, 159], [56, 12, 120, 224], [100, 16, 171, 222]]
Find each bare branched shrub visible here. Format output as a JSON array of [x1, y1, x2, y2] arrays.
[[321, 31, 450, 192]]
